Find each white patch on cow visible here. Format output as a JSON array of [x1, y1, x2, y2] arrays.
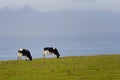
[[43, 50, 55, 58], [17, 52, 22, 60], [19, 49, 23, 51]]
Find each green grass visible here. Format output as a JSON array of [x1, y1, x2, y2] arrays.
[[0, 54, 120, 80]]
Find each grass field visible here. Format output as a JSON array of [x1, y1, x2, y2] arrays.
[[0, 54, 120, 80]]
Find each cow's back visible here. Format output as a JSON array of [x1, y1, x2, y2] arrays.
[[44, 47, 54, 52]]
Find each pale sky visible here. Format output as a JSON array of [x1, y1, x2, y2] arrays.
[[0, 0, 120, 59], [0, 0, 120, 42], [0, 0, 120, 12]]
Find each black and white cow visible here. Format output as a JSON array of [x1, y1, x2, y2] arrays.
[[17, 49, 32, 61], [43, 47, 60, 59]]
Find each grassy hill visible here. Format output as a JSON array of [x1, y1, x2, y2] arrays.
[[0, 55, 120, 80]]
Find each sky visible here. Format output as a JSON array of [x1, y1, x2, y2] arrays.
[[0, 0, 120, 60], [0, 0, 120, 43]]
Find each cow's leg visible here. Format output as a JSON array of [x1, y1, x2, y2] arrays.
[[17, 53, 22, 60], [43, 51, 46, 59], [43, 51, 48, 59], [52, 53, 56, 58], [25, 56, 28, 61]]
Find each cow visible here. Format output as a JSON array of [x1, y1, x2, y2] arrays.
[[17, 49, 32, 61], [43, 47, 60, 59]]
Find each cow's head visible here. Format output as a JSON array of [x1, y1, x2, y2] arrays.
[[54, 48, 60, 58], [56, 53, 60, 58], [29, 56, 32, 61], [26, 50, 32, 61]]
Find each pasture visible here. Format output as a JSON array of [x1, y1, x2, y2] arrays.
[[0, 55, 120, 80]]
